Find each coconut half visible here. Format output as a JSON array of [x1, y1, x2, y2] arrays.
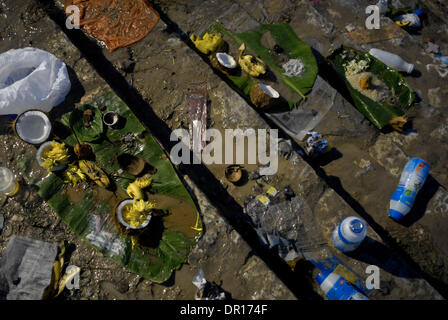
[[250, 83, 280, 109], [216, 52, 237, 69]]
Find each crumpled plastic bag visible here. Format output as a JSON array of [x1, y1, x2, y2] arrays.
[[192, 269, 228, 300], [0, 48, 71, 115]]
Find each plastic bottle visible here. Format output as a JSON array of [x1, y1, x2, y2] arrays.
[[0, 167, 19, 196], [377, 0, 388, 15], [316, 270, 369, 300], [436, 54, 448, 65], [369, 48, 415, 74], [395, 8, 423, 28], [389, 158, 430, 221], [332, 216, 367, 253]]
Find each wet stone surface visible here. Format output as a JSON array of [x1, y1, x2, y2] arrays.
[[0, 0, 447, 300]]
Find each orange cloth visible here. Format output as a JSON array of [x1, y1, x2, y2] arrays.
[[65, 0, 160, 52]]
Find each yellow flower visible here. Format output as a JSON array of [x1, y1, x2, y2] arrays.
[[190, 32, 224, 55], [63, 163, 86, 186], [126, 174, 153, 200], [41, 141, 70, 172]]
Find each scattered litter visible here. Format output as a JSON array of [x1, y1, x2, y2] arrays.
[[425, 42, 440, 54], [394, 9, 422, 29], [277, 139, 293, 160], [436, 54, 448, 65], [189, 80, 208, 153], [0, 48, 71, 115], [304, 132, 329, 159], [389, 158, 430, 221], [0, 167, 19, 197], [64, 0, 160, 52], [426, 63, 448, 78], [192, 269, 228, 300], [345, 24, 356, 33], [0, 236, 58, 300], [282, 59, 305, 78], [244, 193, 326, 262], [332, 217, 367, 253]]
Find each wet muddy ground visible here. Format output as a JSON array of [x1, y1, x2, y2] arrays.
[[1, 0, 447, 300]]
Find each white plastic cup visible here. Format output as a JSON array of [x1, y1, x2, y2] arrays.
[[0, 167, 19, 196]]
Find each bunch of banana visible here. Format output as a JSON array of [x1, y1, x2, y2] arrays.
[[78, 160, 110, 189], [238, 43, 266, 77]]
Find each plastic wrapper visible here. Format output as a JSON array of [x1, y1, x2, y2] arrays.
[[65, 0, 159, 52], [244, 194, 327, 262], [0, 48, 71, 115], [0, 236, 58, 300]]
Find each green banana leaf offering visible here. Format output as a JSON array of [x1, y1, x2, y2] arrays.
[[327, 46, 416, 130], [38, 92, 202, 283], [207, 23, 318, 109]]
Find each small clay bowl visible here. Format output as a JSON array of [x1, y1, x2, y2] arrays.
[[117, 153, 147, 176], [103, 111, 119, 127], [225, 165, 243, 184]]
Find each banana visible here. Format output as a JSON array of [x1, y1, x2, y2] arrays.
[[238, 43, 266, 77], [78, 160, 110, 189]]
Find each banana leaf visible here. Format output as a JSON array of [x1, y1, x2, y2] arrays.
[[69, 104, 104, 142], [327, 46, 415, 129], [209, 23, 318, 109], [38, 92, 202, 283]]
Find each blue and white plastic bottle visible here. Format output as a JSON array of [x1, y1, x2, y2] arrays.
[[332, 217, 367, 253], [436, 54, 448, 65], [316, 270, 369, 300], [389, 158, 430, 221]]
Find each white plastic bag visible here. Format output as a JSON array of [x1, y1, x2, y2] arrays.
[[0, 47, 71, 115]]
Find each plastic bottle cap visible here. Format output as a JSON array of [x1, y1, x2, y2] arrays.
[[350, 219, 365, 233]]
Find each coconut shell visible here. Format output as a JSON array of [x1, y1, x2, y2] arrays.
[[250, 83, 275, 109]]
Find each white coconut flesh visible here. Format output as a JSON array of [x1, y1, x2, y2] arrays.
[[216, 52, 237, 69], [258, 83, 280, 98]]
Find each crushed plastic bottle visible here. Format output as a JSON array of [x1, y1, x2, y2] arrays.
[[389, 158, 430, 221], [436, 54, 448, 65], [316, 270, 369, 300], [369, 48, 414, 74], [332, 217, 367, 253]]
